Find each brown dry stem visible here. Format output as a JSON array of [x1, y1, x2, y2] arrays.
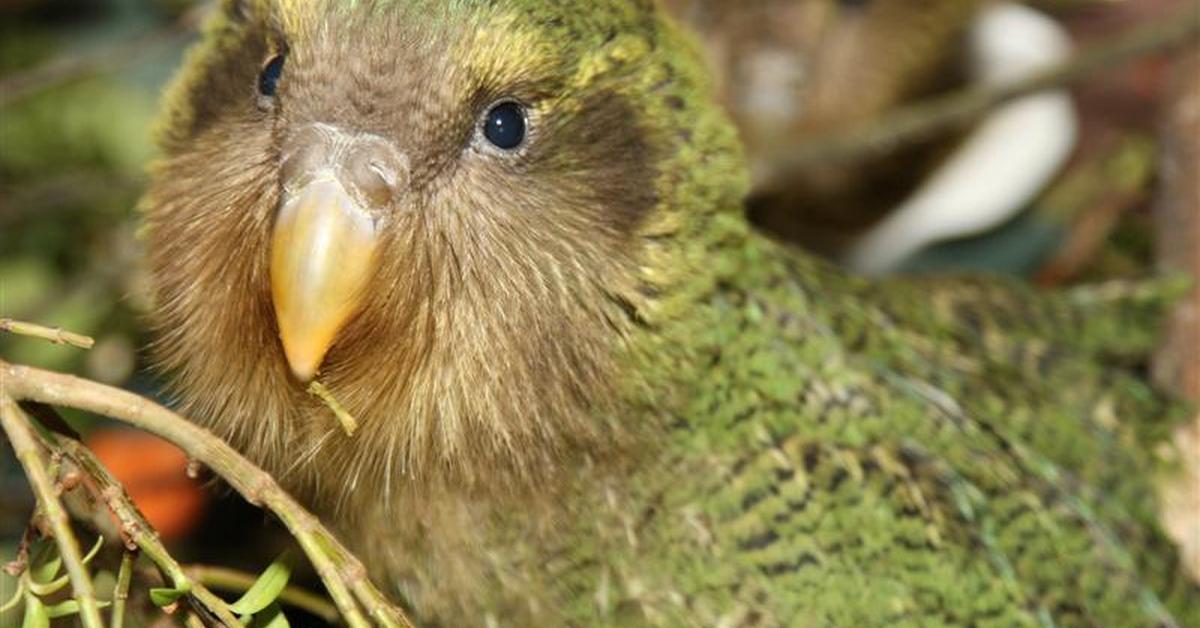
[[764, 3, 1200, 188], [1154, 46, 1200, 583]]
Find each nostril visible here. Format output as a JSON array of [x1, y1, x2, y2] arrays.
[[369, 160, 395, 188], [344, 141, 409, 211]]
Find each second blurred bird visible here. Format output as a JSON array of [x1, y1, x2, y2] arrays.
[[666, 0, 1077, 272]]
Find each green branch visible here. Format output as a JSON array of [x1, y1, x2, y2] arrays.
[[44, 430, 243, 627], [0, 360, 414, 628], [0, 394, 104, 628]]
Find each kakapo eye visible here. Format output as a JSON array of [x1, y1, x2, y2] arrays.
[[481, 101, 527, 150], [258, 53, 286, 97]]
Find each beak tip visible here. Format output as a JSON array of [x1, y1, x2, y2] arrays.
[[290, 364, 318, 384], [281, 342, 322, 383]]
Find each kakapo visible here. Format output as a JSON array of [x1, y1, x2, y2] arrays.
[[141, 0, 1197, 624]]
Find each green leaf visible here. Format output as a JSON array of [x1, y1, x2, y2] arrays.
[[42, 599, 80, 619], [228, 552, 294, 616], [28, 539, 61, 584], [81, 535, 104, 565], [25, 573, 69, 597], [22, 596, 49, 628], [42, 598, 109, 619], [0, 578, 25, 613], [247, 602, 290, 628], [149, 587, 188, 607]]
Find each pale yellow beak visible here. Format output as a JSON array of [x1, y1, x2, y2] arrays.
[[270, 174, 380, 382]]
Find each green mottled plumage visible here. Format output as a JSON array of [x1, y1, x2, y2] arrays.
[[144, 1, 1197, 625], [567, 251, 1197, 625], [417, 230, 1199, 626]]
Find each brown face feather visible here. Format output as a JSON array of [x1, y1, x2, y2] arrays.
[[143, 0, 664, 512]]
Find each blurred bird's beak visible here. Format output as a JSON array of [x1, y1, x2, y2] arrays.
[[270, 174, 380, 382]]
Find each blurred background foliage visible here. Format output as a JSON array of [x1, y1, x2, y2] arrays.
[[0, 0, 1196, 624], [0, 0, 191, 383]]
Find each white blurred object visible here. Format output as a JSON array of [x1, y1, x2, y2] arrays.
[[844, 2, 1078, 275]]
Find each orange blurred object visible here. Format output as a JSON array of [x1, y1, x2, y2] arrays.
[[86, 429, 208, 540]]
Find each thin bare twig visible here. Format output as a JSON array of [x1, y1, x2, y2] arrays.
[[111, 551, 135, 628], [763, 3, 1200, 184], [0, 360, 414, 628], [0, 393, 104, 628], [308, 380, 360, 436], [1, 318, 95, 350]]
